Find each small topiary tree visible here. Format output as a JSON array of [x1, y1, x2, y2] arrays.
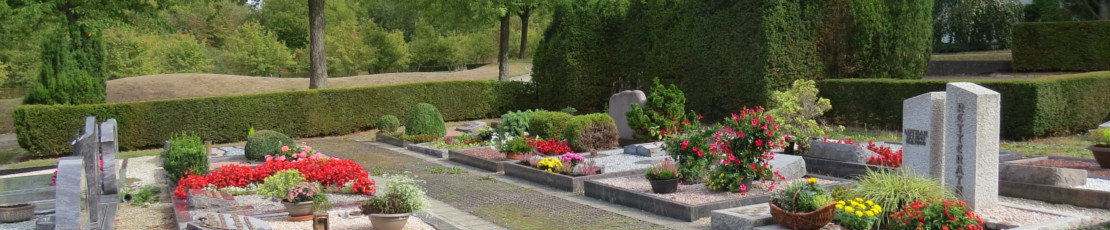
[[162, 132, 207, 182], [528, 111, 573, 139], [767, 79, 841, 152], [627, 78, 689, 142], [376, 115, 401, 134], [405, 103, 446, 138], [245, 130, 296, 161], [563, 113, 619, 152]]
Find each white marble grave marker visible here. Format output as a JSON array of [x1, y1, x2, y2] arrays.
[[902, 92, 947, 181], [943, 82, 1001, 210], [609, 90, 647, 140]]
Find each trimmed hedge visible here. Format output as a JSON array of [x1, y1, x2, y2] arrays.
[[819, 71, 1110, 139], [564, 113, 619, 152], [528, 111, 573, 139], [162, 132, 207, 182], [1013, 21, 1110, 72], [15, 80, 532, 157], [244, 130, 295, 161], [404, 103, 446, 138]]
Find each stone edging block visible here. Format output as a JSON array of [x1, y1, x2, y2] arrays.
[[447, 147, 515, 172], [376, 132, 412, 148], [407, 143, 448, 159], [502, 162, 646, 193]]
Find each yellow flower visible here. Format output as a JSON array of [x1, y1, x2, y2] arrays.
[[855, 211, 862, 217], [807, 177, 817, 184], [845, 206, 854, 212], [866, 200, 874, 205], [836, 204, 843, 209], [865, 211, 874, 217], [855, 198, 863, 202], [837, 201, 845, 205], [856, 204, 866, 210]]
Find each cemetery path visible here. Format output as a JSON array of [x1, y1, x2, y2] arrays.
[[305, 137, 703, 230]]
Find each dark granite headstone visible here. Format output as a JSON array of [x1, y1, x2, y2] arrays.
[[54, 157, 82, 230]]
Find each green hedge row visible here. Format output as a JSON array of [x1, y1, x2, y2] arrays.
[[14, 80, 533, 157], [819, 71, 1110, 139], [1013, 21, 1110, 72]]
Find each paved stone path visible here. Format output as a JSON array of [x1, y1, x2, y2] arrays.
[[306, 136, 709, 230]]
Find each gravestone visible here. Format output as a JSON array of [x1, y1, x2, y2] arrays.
[[54, 157, 83, 230], [608, 90, 647, 140], [943, 82, 1001, 210], [807, 140, 877, 164], [623, 142, 664, 156], [45, 117, 121, 230], [455, 121, 488, 134], [768, 154, 807, 181], [187, 212, 272, 230], [902, 92, 947, 181]]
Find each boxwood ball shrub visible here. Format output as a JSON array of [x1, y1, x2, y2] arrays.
[[245, 130, 296, 161], [405, 103, 446, 138], [563, 113, 619, 152], [376, 115, 401, 133], [528, 111, 573, 139], [162, 132, 208, 182]]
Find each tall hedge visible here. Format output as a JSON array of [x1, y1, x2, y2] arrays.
[[14, 81, 532, 157], [531, 0, 630, 113], [1013, 21, 1110, 72], [819, 71, 1110, 139]]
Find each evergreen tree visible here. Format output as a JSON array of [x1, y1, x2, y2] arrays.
[[24, 24, 106, 105]]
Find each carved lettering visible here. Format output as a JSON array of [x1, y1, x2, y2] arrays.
[[904, 129, 928, 146], [955, 103, 965, 195]]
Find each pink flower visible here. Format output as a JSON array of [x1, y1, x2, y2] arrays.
[[739, 184, 747, 192], [310, 153, 327, 161], [281, 146, 291, 152], [265, 155, 273, 162], [697, 115, 704, 120], [750, 163, 756, 169], [303, 145, 312, 151], [681, 140, 689, 150], [276, 155, 286, 161]]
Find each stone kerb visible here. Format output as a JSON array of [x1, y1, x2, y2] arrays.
[[943, 82, 1001, 210], [609, 90, 647, 140], [902, 92, 947, 180]]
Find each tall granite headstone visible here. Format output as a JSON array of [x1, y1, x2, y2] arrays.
[[54, 157, 83, 230], [902, 92, 947, 181], [609, 90, 647, 140], [943, 83, 1001, 210], [48, 116, 121, 230]]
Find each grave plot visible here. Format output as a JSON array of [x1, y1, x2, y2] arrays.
[[503, 148, 666, 192], [175, 189, 438, 230], [447, 146, 518, 172], [586, 175, 852, 221], [710, 202, 1087, 230], [997, 156, 1110, 210]]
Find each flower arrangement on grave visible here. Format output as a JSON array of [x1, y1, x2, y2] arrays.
[[706, 107, 785, 194], [536, 157, 563, 172], [360, 174, 428, 230], [865, 141, 903, 168], [529, 137, 573, 156], [663, 113, 717, 183], [265, 144, 330, 162], [769, 178, 836, 230], [520, 153, 602, 176], [645, 158, 680, 193], [427, 133, 488, 150], [174, 149, 376, 198], [1088, 128, 1110, 168], [257, 170, 329, 217], [833, 197, 882, 230], [493, 133, 534, 160], [889, 200, 983, 230]]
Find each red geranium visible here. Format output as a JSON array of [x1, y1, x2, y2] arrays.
[[174, 157, 376, 198], [528, 138, 572, 156]]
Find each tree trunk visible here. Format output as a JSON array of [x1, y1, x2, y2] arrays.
[[308, 0, 327, 89], [1101, 0, 1110, 20], [519, 8, 531, 58], [498, 13, 510, 81]]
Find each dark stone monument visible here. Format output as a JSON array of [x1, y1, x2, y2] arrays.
[[43, 117, 121, 230]]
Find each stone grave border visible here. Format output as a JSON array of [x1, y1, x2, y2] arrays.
[[375, 132, 412, 148], [709, 202, 1086, 230], [583, 174, 853, 222], [502, 162, 647, 193], [799, 151, 1022, 179], [407, 143, 449, 159], [999, 156, 1110, 210], [999, 157, 1087, 187], [447, 147, 517, 172]]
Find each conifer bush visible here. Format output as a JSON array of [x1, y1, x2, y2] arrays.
[[405, 103, 446, 138]]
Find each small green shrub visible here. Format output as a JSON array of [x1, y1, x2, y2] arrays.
[[360, 174, 427, 214], [244, 130, 295, 161], [563, 113, 619, 152], [377, 115, 401, 133], [405, 103, 446, 138], [768, 79, 841, 150], [627, 78, 690, 142], [498, 136, 535, 154], [851, 170, 955, 227], [1092, 128, 1110, 147], [528, 111, 572, 139], [257, 170, 308, 202], [162, 132, 208, 182], [498, 110, 541, 137]]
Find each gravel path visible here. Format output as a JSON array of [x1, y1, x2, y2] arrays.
[[1001, 196, 1110, 227], [595, 176, 837, 205], [0, 214, 52, 230], [262, 207, 434, 230], [977, 205, 1060, 225], [124, 156, 165, 187]]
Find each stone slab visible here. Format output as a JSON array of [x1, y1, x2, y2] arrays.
[[999, 180, 1110, 210], [376, 132, 412, 148], [990, 203, 1089, 230], [408, 143, 449, 159], [447, 147, 514, 172], [186, 212, 272, 230], [623, 142, 665, 156], [999, 163, 1086, 187], [609, 90, 647, 140], [902, 92, 946, 180], [944, 82, 1001, 210], [502, 162, 645, 193], [1101, 121, 1110, 129], [99, 119, 119, 194], [800, 155, 893, 179], [807, 140, 877, 164], [710, 204, 774, 230], [217, 147, 244, 156], [768, 154, 806, 181], [455, 121, 488, 134]]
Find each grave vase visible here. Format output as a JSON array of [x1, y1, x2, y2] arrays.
[[648, 178, 679, 194], [1089, 145, 1110, 169], [506, 153, 527, 160], [283, 201, 315, 219], [369, 213, 411, 230]]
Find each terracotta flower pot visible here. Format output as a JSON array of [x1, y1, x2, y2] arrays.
[[369, 213, 411, 230], [1090, 145, 1110, 169], [648, 178, 679, 194], [769, 202, 837, 230], [506, 153, 526, 160], [282, 201, 314, 218]]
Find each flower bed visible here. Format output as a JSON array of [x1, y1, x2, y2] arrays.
[[447, 147, 516, 172], [586, 175, 850, 221], [376, 132, 411, 148], [173, 146, 376, 199]]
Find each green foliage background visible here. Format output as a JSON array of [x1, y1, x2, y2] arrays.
[[1013, 21, 1110, 72]]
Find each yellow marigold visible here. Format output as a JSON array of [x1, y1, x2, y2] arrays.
[[855, 211, 862, 217], [807, 177, 817, 184], [866, 200, 874, 205], [855, 198, 863, 202], [845, 206, 854, 212], [836, 204, 843, 209], [837, 201, 845, 205], [865, 211, 874, 217]]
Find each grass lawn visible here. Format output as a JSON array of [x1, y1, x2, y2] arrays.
[[930, 50, 1013, 61], [4, 148, 162, 169], [826, 126, 1093, 159]]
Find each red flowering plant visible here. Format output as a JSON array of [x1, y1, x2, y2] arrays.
[[706, 107, 786, 194], [866, 141, 903, 168], [890, 200, 983, 230], [529, 137, 573, 156], [174, 152, 376, 199], [662, 112, 718, 183]]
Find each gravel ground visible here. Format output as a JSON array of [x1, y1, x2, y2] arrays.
[[1001, 196, 1110, 227], [459, 148, 506, 160], [124, 156, 164, 187], [590, 154, 671, 173], [595, 176, 837, 205], [262, 207, 434, 230], [0, 214, 52, 230], [1076, 178, 1110, 191], [116, 202, 176, 230], [977, 205, 1060, 225], [193, 193, 370, 213]]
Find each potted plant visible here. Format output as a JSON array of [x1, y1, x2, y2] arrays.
[[496, 134, 534, 160], [258, 170, 324, 220], [769, 178, 836, 230], [1090, 128, 1110, 168], [361, 174, 427, 230], [645, 158, 680, 194]]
